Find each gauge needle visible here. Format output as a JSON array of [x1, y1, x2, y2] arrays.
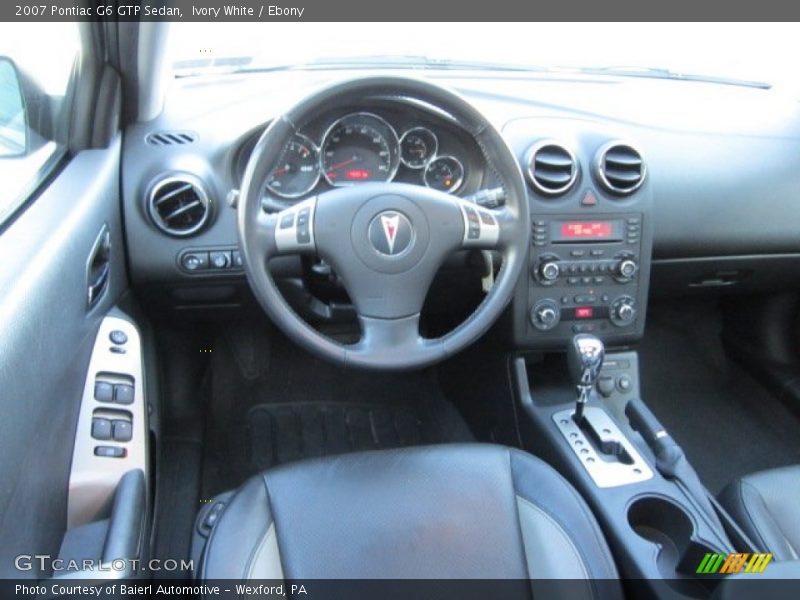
[[273, 165, 289, 176], [327, 157, 358, 172]]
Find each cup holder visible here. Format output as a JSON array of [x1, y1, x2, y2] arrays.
[[628, 496, 719, 595]]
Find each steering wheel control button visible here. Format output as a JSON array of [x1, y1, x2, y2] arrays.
[[114, 384, 135, 405], [209, 251, 231, 269], [94, 445, 126, 459], [91, 418, 112, 441], [279, 213, 295, 229], [94, 382, 114, 403], [296, 207, 312, 244], [109, 330, 128, 345], [112, 420, 133, 443], [368, 211, 414, 256], [275, 197, 316, 253], [181, 252, 209, 271], [458, 200, 499, 247]]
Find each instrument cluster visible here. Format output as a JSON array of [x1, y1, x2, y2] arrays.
[[257, 110, 479, 201]]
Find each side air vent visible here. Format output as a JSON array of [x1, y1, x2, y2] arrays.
[[525, 141, 579, 196], [147, 175, 212, 237], [145, 131, 198, 146], [596, 142, 646, 195]]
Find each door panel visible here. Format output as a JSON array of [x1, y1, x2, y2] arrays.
[[0, 138, 126, 578]]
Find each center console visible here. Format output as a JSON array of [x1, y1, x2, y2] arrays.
[[503, 120, 654, 350], [527, 213, 648, 342], [512, 349, 741, 597], [499, 122, 756, 596]]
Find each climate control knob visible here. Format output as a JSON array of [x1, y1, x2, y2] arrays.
[[617, 259, 638, 279], [531, 299, 561, 331], [539, 261, 560, 282], [610, 296, 637, 327]]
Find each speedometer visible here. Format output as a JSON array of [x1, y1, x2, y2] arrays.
[[266, 134, 320, 199], [321, 113, 399, 186]]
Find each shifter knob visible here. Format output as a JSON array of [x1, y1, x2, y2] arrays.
[[568, 334, 605, 423], [568, 334, 605, 386]]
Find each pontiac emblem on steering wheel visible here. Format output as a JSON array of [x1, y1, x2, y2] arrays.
[[368, 211, 413, 256]]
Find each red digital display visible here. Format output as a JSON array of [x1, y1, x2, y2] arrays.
[[345, 169, 371, 180], [560, 222, 614, 239], [575, 307, 594, 319]]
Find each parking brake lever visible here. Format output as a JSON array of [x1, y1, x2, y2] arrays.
[[625, 398, 724, 531]]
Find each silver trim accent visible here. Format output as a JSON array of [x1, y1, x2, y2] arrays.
[[274, 196, 317, 253], [67, 316, 149, 528], [594, 141, 647, 195], [265, 133, 322, 199], [146, 173, 212, 237], [320, 112, 400, 187], [553, 406, 654, 488], [424, 155, 465, 195], [399, 126, 439, 169], [525, 140, 579, 196]]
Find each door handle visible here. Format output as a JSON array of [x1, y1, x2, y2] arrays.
[[87, 224, 111, 308]]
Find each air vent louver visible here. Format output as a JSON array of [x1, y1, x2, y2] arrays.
[[596, 143, 646, 195], [526, 141, 578, 196], [146, 131, 197, 146], [147, 176, 211, 237]]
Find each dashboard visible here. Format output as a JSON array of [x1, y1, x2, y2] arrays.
[[121, 69, 800, 346]]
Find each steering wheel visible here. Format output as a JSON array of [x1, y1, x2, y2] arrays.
[[238, 77, 530, 369]]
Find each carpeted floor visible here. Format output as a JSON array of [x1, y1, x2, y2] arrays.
[[639, 299, 800, 493], [200, 321, 474, 497]]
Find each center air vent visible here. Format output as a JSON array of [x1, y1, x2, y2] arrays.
[[525, 141, 578, 196], [596, 142, 646, 195], [147, 175, 212, 237], [145, 131, 197, 146]]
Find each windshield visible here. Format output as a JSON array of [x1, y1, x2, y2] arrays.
[[169, 23, 800, 93]]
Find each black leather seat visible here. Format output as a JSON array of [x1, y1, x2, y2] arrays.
[[719, 465, 800, 560], [199, 444, 620, 596]]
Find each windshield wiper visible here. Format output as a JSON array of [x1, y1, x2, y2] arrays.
[[569, 65, 771, 89]]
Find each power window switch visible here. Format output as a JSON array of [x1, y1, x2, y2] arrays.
[[112, 420, 133, 443], [94, 382, 114, 403], [114, 384, 134, 405], [91, 418, 112, 440], [94, 446, 126, 458]]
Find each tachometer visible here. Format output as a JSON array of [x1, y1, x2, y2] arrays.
[[266, 134, 320, 199], [400, 127, 438, 168], [424, 156, 465, 194], [321, 113, 399, 186]]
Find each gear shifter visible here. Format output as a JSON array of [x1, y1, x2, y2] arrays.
[[567, 334, 605, 424]]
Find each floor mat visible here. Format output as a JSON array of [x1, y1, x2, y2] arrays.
[[639, 299, 800, 494], [201, 321, 474, 497], [246, 401, 454, 472]]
